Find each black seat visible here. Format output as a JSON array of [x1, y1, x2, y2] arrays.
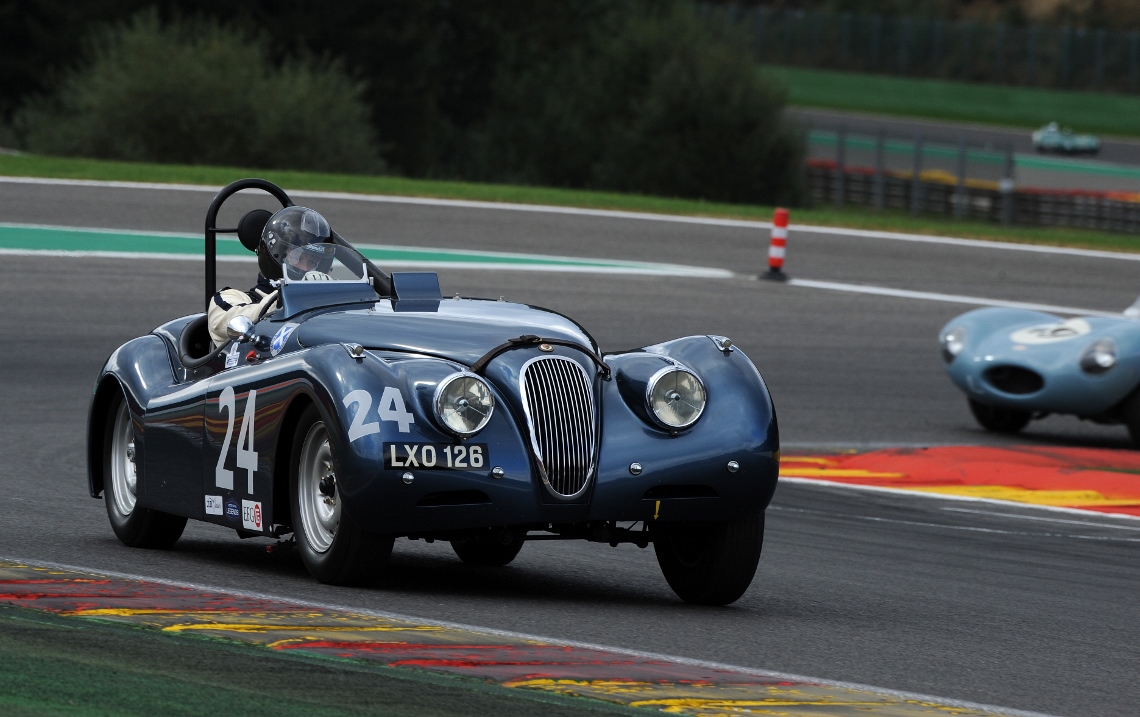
[[178, 315, 212, 364]]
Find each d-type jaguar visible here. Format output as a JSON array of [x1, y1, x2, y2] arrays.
[[940, 301, 1140, 445], [88, 179, 780, 605]]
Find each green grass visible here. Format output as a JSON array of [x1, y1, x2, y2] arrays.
[[2, 151, 1139, 254], [767, 65, 1140, 137], [0, 606, 635, 717]]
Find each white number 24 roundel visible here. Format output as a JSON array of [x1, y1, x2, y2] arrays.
[[344, 387, 414, 442]]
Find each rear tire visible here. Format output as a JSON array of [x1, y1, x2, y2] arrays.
[[968, 399, 1031, 433], [451, 534, 524, 566], [290, 404, 393, 586], [651, 512, 764, 606], [103, 392, 187, 549]]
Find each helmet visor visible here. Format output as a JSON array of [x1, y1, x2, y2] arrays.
[[262, 207, 332, 265], [281, 243, 366, 283], [284, 243, 336, 280]]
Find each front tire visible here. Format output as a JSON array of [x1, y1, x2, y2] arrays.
[[651, 512, 764, 606], [451, 533, 524, 566], [968, 399, 1031, 433], [290, 404, 393, 586], [1118, 391, 1140, 448], [103, 392, 186, 548]]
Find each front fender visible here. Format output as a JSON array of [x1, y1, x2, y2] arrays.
[[300, 346, 536, 533], [592, 336, 779, 522], [87, 335, 174, 498]]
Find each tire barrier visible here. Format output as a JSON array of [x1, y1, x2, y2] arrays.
[[808, 159, 1140, 234]]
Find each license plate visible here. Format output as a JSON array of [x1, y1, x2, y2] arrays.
[[384, 442, 488, 470]]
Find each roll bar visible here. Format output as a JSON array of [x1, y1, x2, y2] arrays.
[[203, 178, 393, 311], [204, 179, 294, 312]]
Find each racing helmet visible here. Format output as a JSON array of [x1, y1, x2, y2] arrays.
[[257, 206, 333, 280]]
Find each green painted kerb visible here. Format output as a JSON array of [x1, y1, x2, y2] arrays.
[[0, 223, 700, 274]]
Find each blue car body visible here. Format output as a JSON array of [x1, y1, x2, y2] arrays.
[[940, 307, 1140, 433], [87, 180, 780, 602]]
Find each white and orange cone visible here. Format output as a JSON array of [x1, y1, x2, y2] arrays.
[[762, 207, 789, 281]]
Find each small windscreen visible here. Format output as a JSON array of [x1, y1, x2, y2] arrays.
[[281, 243, 367, 284]]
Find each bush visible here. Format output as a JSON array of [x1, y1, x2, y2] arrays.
[[460, 2, 805, 206], [8, 2, 803, 205], [15, 11, 381, 173]]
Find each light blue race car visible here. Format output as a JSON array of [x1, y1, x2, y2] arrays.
[[1032, 122, 1101, 155], [939, 304, 1140, 443]]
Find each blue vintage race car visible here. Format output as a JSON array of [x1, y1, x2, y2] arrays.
[[939, 304, 1140, 443], [87, 179, 780, 605]]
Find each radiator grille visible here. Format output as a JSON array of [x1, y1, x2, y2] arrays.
[[520, 356, 597, 497]]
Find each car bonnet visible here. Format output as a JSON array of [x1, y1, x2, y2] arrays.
[[294, 298, 596, 366], [972, 314, 1139, 363]]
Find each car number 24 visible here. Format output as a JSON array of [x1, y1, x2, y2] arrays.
[[212, 385, 481, 491]]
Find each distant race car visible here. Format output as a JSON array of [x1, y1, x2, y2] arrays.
[[939, 304, 1140, 443], [1032, 122, 1101, 155], [87, 178, 780, 605]]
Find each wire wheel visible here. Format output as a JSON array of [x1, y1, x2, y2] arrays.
[[109, 401, 138, 516], [297, 422, 339, 553], [101, 388, 186, 549]]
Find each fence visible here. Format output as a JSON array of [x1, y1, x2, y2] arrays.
[[707, 5, 1140, 93], [808, 130, 1140, 233]]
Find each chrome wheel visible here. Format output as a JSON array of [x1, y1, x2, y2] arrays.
[[109, 401, 138, 516], [297, 422, 339, 553]]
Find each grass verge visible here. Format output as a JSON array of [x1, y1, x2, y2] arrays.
[[0, 605, 634, 717], [767, 65, 1140, 138], [2, 151, 1138, 254]]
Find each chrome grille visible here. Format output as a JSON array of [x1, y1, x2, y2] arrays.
[[520, 356, 597, 497]]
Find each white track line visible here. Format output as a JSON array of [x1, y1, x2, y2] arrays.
[[787, 278, 1120, 317], [772, 505, 1140, 542], [4, 554, 1060, 717], [941, 507, 1140, 531], [0, 247, 728, 277], [3, 175, 1140, 263], [0, 245, 1117, 313], [780, 475, 1140, 522]]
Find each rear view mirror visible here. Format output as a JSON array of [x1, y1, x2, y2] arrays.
[[226, 316, 255, 343]]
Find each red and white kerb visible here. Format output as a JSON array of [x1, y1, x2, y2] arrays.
[[768, 208, 788, 272]]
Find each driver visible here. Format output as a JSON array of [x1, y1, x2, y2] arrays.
[[207, 206, 334, 347]]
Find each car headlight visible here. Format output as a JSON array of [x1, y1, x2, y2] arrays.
[[1079, 338, 1117, 374], [646, 365, 706, 430], [941, 327, 966, 363], [433, 372, 494, 436]]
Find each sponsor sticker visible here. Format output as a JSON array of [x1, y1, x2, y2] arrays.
[[270, 323, 300, 356], [242, 500, 263, 531], [224, 496, 240, 523], [205, 495, 224, 516], [224, 342, 240, 369]]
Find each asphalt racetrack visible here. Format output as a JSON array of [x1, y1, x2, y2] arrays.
[[1, 179, 1137, 716]]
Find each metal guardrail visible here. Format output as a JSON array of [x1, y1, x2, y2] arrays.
[[808, 160, 1140, 233], [806, 123, 1140, 231], [810, 130, 1140, 181]]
